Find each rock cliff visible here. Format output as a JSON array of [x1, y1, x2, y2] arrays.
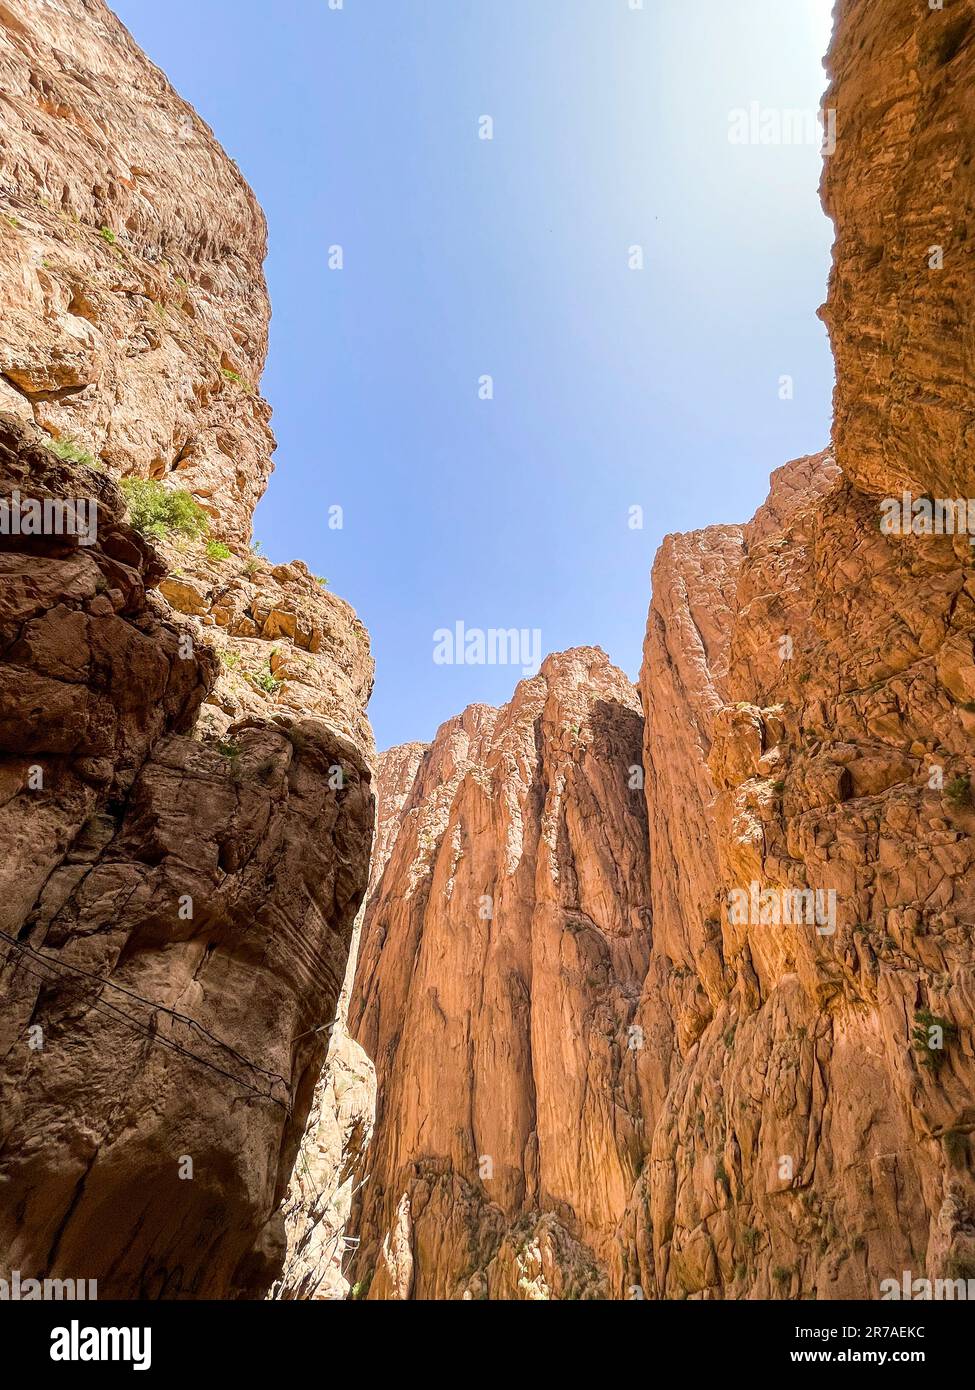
[[820, 0, 975, 502], [271, 745, 424, 1300], [0, 0, 375, 1298], [0, 0, 272, 542], [345, 650, 652, 1299]]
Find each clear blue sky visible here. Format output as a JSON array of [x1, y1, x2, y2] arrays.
[[111, 0, 835, 750]]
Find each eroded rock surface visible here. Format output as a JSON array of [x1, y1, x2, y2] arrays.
[[0, 0, 375, 1300], [0, 0, 274, 543], [820, 0, 975, 501], [345, 650, 652, 1299], [272, 739, 428, 1300], [641, 0, 975, 1299]]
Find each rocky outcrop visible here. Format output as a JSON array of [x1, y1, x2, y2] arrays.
[[0, 0, 273, 542], [368, 742, 429, 890], [819, 0, 975, 502], [641, 451, 839, 1031], [345, 650, 652, 1299], [630, 0, 975, 1299], [0, 0, 375, 1300], [638, 450, 975, 1300], [158, 542, 374, 755]]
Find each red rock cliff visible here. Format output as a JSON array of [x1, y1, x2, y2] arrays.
[[0, 0, 375, 1298], [0, 0, 273, 542], [346, 650, 651, 1299]]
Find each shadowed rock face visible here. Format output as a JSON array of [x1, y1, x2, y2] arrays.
[[270, 749, 426, 1301], [0, 0, 375, 1299], [275, 734, 476, 1301]]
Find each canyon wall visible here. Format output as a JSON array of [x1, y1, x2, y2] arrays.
[[660, 0, 975, 1298], [0, 0, 273, 541], [328, 0, 975, 1299], [0, 0, 375, 1298], [344, 651, 652, 1299]]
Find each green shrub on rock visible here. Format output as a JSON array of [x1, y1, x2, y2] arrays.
[[119, 478, 209, 542]]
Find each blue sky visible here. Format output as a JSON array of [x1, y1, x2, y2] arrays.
[[112, 0, 836, 750]]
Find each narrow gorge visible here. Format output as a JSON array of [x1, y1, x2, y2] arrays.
[[1, 0, 973, 1307]]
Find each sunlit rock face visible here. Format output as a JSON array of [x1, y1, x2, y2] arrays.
[[0, 0, 274, 544], [639, 448, 975, 1300], [345, 650, 652, 1300], [819, 0, 975, 502], [0, 0, 376, 1299], [640, 0, 975, 1298]]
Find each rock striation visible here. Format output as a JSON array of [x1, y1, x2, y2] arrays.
[[0, 0, 375, 1299], [346, 650, 652, 1299]]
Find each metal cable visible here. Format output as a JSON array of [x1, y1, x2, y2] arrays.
[[1, 944, 290, 1111]]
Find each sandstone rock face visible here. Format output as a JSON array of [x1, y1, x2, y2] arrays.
[[270, 977, 377, 1302], [344, 439, 973, 1301], [0, 0, 273, 543], [346, 650, 652, 1299], [0, 0, 375, 1300], [631, 0, 975, 1298], [820, 0, 975, 501], [641, 448, 840, 1002], [640, 447, 975, 1299], [158, 543, 374, 756], [368, 741, 429, 891]]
